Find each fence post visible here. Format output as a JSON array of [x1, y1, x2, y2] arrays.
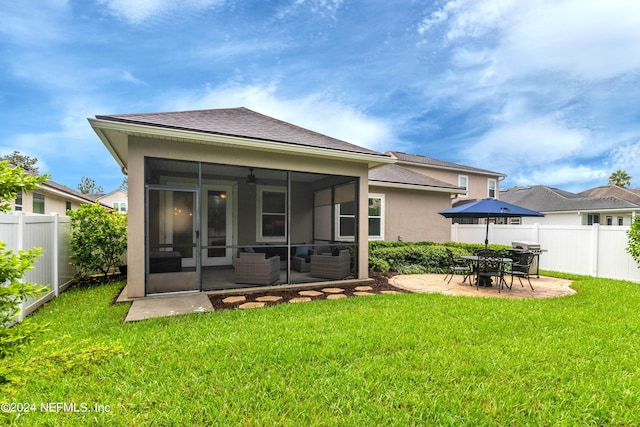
[[533, 223, 540, 243], [52, 213, 60, 297], [452, 223, 458, 243], [16, 212, 25, 322], [591, 223, 599, 277]]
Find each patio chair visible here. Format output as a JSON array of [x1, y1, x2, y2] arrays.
[[505, 251, 535, 290], [476, 249, 507, 292], [443, 248, 472, 284], [310, 249, 351, 280], [234, 252, 280, 285]]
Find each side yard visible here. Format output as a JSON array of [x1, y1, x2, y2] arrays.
[[3, 274, 640, 425]]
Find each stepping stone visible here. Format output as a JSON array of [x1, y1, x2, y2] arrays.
[[222, 296, 246, 304], [353, 291, 374, 296], [355, 286, 373, 291], [322, 287, 345, 294], [239, 302, 265, 309], [298, 290, 323, 297], [289, 297, 312, 303], [256, 295, 283, 302], [326, 294, 347, 300], [380, 290, 399, 294]]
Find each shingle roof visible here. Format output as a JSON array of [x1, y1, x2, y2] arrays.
[[578, 185, 640, 204], [387, 151, 506, 177], [500, 185, 640, 212], [368, 164, 462, 190], [43, 181, 102, 204], [95, 107, 387, 158]]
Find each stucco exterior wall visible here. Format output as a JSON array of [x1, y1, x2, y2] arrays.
[[126, 136, 371, 297], [16, 190, 82, 214], [98, 190, 128, 210], [400, 164, 499, 202], [370, 185, 453, 243]]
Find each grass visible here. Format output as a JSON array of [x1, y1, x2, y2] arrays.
[[3, 275, 640, 426]]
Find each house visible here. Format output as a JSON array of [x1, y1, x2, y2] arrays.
[[12, 180, 99, 214], [89, 107, 489, 297], [368, 164, 464, 242], [499, 185, 640, 226], [97, 189, 128, 213], [386, 151, 506, 204]]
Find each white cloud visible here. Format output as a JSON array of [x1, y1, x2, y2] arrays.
[[167, 82, 395, 151], [608, 142, 640, 188], [97, 0, 225, 25], [508, 164, 608, 191], [0, 0, 69, 44]]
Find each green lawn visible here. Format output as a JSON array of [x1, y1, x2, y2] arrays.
[[4, 275, 640, 426]]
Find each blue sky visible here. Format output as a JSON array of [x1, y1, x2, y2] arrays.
[[2, 0, 640, 193]]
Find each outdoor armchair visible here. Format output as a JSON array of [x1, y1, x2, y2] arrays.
[[443, 248, 472, 284], [310, 249, 351, 280], [476, 249, 507, 292], [234, 252, 280, 285], [505, 251, 535, 290]]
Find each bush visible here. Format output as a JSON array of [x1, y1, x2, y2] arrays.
[[627, 216, 640, 265], [69, 203, 127, 279]]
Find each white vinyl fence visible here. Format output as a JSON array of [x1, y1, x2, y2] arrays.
[[451, 223, 640, 282], [0, 212, 78, 322]]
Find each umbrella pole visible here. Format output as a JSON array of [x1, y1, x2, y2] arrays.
[[485, 217, 489, 249]]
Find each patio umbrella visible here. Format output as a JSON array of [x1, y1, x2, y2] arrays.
[[438, 198, 544, 248]]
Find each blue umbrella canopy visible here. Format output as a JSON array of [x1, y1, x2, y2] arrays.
[[439, 198, 544, 247]]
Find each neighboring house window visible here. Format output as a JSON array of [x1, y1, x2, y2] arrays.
[[618, 216, 624, 226], [606, 216, 613, 226], [15, 190, 22, 211], [66, 201, 72, 212], [510, 217, 521, 225], [257, 186, 286, 241], [587, 213, 600, 225], [368, 195, 384, 240], [33, 192, 45, 214], [488, 179, 496, 198], [458, 175, 468, 197], [114, 202, 127, 212]]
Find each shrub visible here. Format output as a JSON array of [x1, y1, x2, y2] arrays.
[[69, 203, 127, 279], [627, 216, 640, 266]]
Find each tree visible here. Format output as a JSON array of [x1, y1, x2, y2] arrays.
[[68, 202, 127, 279], [608, 170, 632, 187], [0, 151, 40, 174], [627, 216, 640, 267], [119, 177, 128, 193], [77, 177, 104, 195], [0, 160, 49, 361]]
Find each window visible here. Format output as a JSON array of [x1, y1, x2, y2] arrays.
[[336, 201, 356, 240], [33, 192, 45, 214], [66, 201, 72, 212], [15, 190, 22, 211], [488, 179, 496, 198], [618, 216, 624, 226], [368, 195, 384, 240], [587, 213, 600, 225], [257, 186, 286, 241], [114, 202, 127, 212], [606, 216, 613, 226], [458, 175, 468, 197]]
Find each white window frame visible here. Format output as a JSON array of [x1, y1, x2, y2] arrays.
[[15, 190, 23, 211], [618, 216, 624, 226], [458, 175, 468, 197], [114, 201, 127, 213], [368, 194, 385, 240], [33, 192, 45, 214], [335, 200, 356, 241], [488, 179, 496, 198], [256, 185, 287, 242]]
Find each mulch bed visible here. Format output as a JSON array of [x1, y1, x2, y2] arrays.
[[208, 273, 405, 310]]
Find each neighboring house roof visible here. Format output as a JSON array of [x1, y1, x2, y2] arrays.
[[578, 185, 640, 204], [500, 185, 640, 212], [368, 164, 465, 193], [41, 180, 102, 205], [386, 151, 506, 178], [93, 107, 389, 160]]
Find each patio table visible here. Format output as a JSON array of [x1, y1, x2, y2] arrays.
[[461, 255, 512, 287]]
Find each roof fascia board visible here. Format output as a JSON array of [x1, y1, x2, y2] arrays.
[[89, 119, 128, 174], [39, 185, 97, 205], [89, 118, 395, 168], [395, 159, 506, 178], [369, 181, 466, 194]]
